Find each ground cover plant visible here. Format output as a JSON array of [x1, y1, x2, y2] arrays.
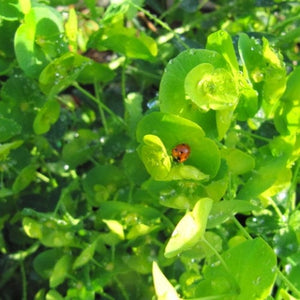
[[0, 0, 300, 299]]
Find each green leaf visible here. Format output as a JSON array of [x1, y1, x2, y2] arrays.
[[152, 261, 180, 300], [137, 134, 171, 180], [82, 165, 126, 206], [238, 155, 288, 200], [102, 219, 124, 240], [137, 112, 220, 178], [62, 129, 98, 169], [33, 249, 62, 279], [159, 48, 228, 123], [73, 241, 97, 270], [92, 23, 157, 60], [0, 0, 23, 20], [50, 254, 73, 288], [222, 148, 255, 174], [184, 63, 238, 111], [23, 217, 42, 239], [0, 140, 23, 161], [275, 66, 300, 135], [14, 6, 67, 77], [136, 112, 205, 145], [46, 289, 64, 300], [124, 92, 143, 138], [207, 200, 258, 229], [39, 52, 91, 97], [216, 109, 234, 140], [164, 198, 213, 258], [206, 30, 239, 73], [273, 228, 298, 258], [12, 164, 37, 193], [33, 100, 60, 135], [238, 33, 286, 110], [65, 6, 78, 52], [40, 222, 77, 248], [77, 60, 115, 84], [122, 151, 149, 184], [196, 238, 277, 299], [0, 117, 21, 142]]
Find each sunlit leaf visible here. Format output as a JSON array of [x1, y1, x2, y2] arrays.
[[165, 198, 213, 258], [152, 261, 180, 300]]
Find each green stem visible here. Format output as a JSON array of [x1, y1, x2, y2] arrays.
[[115, 277, 130, 300], [266, 196, 284, 219], [237, 129, 272, 143], [121, 58, 127, 103], [276, 267, 300, 298], [20, 260, 27, 300], [201, 238, 230, 272], [126, 65, 161, 80], [128, 1, 189, 50], [72, 82, 125, 125], [288, 159, 300, 212], [232, 217, 253, 240], [94, 81, 108, 135]]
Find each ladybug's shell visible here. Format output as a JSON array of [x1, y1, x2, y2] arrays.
[[172, 144, 191, 163]]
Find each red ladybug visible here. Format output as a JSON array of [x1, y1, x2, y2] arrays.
[[172, 143, 191, 163]]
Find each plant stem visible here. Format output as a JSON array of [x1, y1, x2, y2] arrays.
[[288, 159, 300, 212], [94, 81, 108, 135], [201, 237, 231, 275], [128, 1, 190, 50], [276, 267, 300, 298], [20, 260, 27, 300], [72, 82, 125, 125], [121, 57, 127, 103], [232, 217, 253, 240]]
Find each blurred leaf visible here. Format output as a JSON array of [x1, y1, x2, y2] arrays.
[[50, 254, 73, 288], [275, 66, 300, 135], [0, 140, 23, 161], [273, 228, 298, 258], [82, 165, 126, 206], [103, 219, 124, 240], [207, 200, 258, 229], [222, 148, 255, 175], [73, 241, 96, 270], [33, 100, 60, 135], [0, 117, 21, 142], [14, 6, 67, 77], [12, 164, 37, 193], [65, 6, 77, 52], [124, 92, 143, 138], [33, 249, 62, 279], [62, 129, 98, 169], [152, 261, 180, 300], [23, 217, 42, 239]]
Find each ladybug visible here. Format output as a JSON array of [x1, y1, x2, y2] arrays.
[[172, 143, 191, 163]]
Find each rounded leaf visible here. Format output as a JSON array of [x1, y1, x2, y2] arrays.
[[137, 134, 171, 180], [159, 48, 228, 123], [33, 100, 60, 135], [184, 63, 238, 111]]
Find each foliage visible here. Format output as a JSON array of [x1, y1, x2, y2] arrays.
[[0, 0, 300, 299]]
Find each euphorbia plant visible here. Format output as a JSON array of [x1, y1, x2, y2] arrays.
[[137, 30, 300, 299]]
